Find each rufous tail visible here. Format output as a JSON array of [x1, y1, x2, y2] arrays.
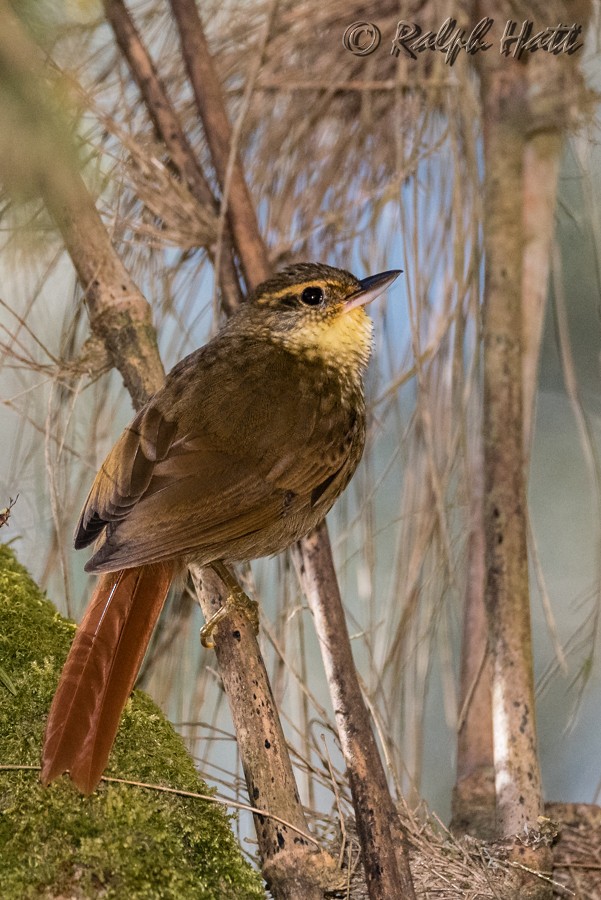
[[41, 562, 174, 794]]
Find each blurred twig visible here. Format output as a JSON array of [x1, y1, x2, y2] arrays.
[[170, 0, 271, 289], [103, 0, 242, 314]]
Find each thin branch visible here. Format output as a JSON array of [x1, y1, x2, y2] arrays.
[[293, 526, 416, 900], [170, 0, 271, 288], [0, 1, 164, 408], [103, 0, 242, 314], [189, 565, 338, 900], [0, 765, 320, 845]]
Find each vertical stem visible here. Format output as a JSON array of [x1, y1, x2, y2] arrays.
[[294, 525, 416, 900], [190, 565, 334, 900], [521, 133, 562, 454], [464, 0, 589, 861], [169, 0, 271, 289], [480, 60, 544, 839], [452, 438, 495, 838]]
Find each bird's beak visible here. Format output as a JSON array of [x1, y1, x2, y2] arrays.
[[344, 269, 403, 313]]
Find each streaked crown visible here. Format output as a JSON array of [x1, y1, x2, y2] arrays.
[[241, 264, 373, 378]]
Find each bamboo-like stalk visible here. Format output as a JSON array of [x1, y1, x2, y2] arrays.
[[452, 129, 564, 845], [477, 39, 551, 893], [454, 1, 590, 858], [451, 435, 495, 839]]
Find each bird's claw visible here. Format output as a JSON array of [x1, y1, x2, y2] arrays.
[[200, 590, 260, 649]]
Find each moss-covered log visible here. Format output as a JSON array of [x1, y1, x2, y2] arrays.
[[0, 544, 265, 900]]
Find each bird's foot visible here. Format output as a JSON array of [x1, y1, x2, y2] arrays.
[[200, 563, 260, 649]]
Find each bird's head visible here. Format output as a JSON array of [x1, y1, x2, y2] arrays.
[[235, 263, 401, 379]]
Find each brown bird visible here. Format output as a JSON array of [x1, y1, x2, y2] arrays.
[[41, 262, 401, 794]]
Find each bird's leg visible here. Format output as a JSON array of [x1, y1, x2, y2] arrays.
[[200, 560, 260, 649]]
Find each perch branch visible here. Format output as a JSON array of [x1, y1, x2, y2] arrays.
[[190, 566, 338, 900]]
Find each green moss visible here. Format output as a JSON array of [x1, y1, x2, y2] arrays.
[[0, 544, 265, 899]]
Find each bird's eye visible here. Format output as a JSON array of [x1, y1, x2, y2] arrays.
[[300, 286, 324, 306]]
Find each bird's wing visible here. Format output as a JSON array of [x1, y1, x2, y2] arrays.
[[76, 343, 357, 572], [74, 402, 178, 550]]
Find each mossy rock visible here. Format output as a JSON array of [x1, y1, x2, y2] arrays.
[[0, 544, 265, 899]]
